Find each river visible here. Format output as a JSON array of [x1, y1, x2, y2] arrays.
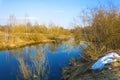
[[0, 39, 82, 80]]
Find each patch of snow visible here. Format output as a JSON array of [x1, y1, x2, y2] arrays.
[[91, 52, 120, 70]]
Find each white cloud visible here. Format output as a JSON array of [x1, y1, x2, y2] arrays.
[[20, 16, 38, 20]]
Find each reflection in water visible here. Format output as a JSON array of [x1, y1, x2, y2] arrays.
[[46, 38, 76, 54], [46, 41, 63, 54], [0, 39, 82, 80], [13, 45, 49, 80], [63, 38, 76, 53]]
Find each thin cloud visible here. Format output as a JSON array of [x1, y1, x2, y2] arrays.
[[17, 17, 38, 20], [0, 16, 38, 20], [25, 17, 38, 20]]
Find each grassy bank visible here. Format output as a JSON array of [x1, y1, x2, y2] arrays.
[[0, 33, 71, 50], [0, 39, 55, 50]]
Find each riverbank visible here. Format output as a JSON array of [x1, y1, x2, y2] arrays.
[[0, 33, 71, 50], [0, 39, 55, 50], [62, 51, 120, 80]]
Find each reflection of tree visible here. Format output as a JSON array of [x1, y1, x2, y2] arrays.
[[11, 44, 49, 80], [63, 38, 76, 52], [46, 39, 76, 54], [47, 43, 61, 53]]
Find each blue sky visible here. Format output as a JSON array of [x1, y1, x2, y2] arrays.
[[0, 0, 120, 28]]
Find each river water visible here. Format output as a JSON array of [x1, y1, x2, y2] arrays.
[[0, 39, 82, 80]]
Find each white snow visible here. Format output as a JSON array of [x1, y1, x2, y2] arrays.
[[91, 52, 120, 70]]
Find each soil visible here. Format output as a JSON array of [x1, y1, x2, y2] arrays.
[[62, 58, 120, 80]]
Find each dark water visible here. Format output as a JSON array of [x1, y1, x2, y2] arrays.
[[0, 39, 82, 80]]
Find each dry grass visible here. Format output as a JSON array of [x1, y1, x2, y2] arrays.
[[0, 33, 56, 50]]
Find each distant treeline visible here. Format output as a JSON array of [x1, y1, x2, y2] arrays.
[[0, 23, 70, 35], [0, 23, 71, 42]]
